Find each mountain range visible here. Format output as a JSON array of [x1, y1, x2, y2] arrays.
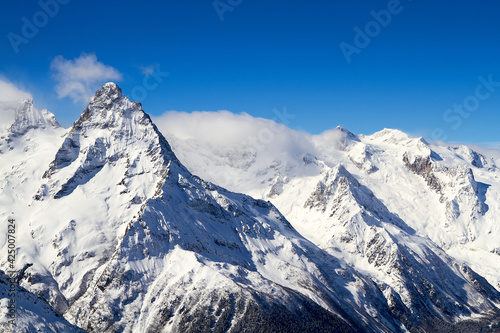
[[0, 83, 499, 332]]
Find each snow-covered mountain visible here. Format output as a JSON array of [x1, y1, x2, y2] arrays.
[[7, 99, 60, 136], [159, 113, 500, 330], [1, 84, 499, 332]]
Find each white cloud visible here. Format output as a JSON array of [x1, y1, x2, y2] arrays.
[[0, 78, 32, 128], [51, 53, 122, 104], [467, 144, 500, 160], [152, 110, 316, 176], [152, 110, 318, 191], [0, 78, 32, 102], [153, 110, 314, 153]]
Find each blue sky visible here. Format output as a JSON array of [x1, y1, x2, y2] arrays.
[[1, 0, 499, 144]]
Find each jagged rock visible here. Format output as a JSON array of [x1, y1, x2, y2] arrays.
[[403, 153, 442, 192]]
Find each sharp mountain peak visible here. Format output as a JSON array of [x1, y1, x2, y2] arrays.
[[8, 98, 60, 136]]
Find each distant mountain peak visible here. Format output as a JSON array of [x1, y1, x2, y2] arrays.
[[9, 98, 60, 136], [368, 128, 408, 140], [367, 128, 430, 151], [316, 126, 360, 151], [335, 125, 357, 138]]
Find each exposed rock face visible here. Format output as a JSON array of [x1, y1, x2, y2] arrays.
[[403, 153, 442, 192]]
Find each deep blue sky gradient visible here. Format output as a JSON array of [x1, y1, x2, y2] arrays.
[[1, 0, 499, 144]]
